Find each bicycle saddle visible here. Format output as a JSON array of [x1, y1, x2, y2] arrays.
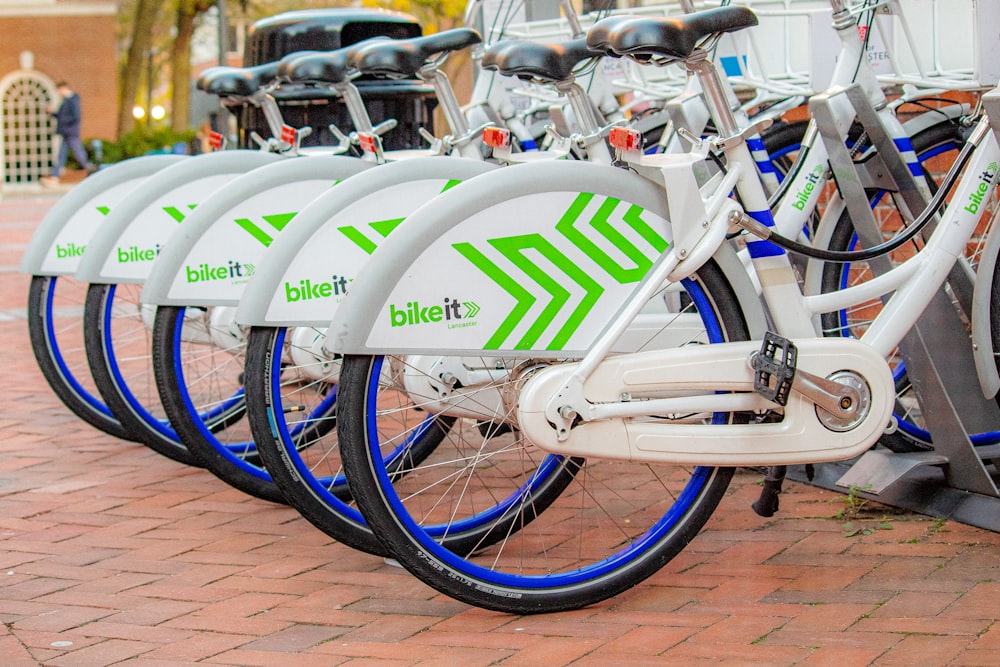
[[590, 6, 758, 61], [197, 62, 281, 97], [482, 37, 601, 83], [279, 48, 354, 85], [348, 28, 482, 79], [585, 15, 636, 54]]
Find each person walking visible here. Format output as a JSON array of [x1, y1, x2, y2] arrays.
[[40, 82, 95, 186]]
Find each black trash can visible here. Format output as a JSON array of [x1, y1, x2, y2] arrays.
[[237, 8, 437, 151]]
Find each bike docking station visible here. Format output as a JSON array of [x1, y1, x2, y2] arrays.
[[787, 80, 1000, 531]]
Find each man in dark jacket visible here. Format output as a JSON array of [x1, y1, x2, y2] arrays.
[[40, 82, 95, 186]]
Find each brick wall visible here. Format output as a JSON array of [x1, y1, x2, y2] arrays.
[[0, 15, 118, 140]]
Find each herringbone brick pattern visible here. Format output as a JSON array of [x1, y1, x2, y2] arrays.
[[2, 194, 999, 665]]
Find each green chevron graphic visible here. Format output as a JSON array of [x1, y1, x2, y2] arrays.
[[556, 193, 669, 282], [340, 180, 464, 255], [97, 206, 110, 216], [244, 263, 256, 276], [163, 204, 198, 223], [232, 212, 297, 248], [463, 301, 480, 318], [452, 194, 668, 349]]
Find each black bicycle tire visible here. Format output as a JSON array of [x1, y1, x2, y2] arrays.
[[84, 283, 201, 466], [338, 258, 748, 614], [27, 275, 136, 441]]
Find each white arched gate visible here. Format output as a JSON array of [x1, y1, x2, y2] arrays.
[[0, 66, 57, 185]]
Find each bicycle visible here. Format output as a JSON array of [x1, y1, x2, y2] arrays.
[[233, 0, 973, 559], [19, 48, 346, 447], [22, 155, 188, 440], [229, 26, 833, 552], [144, 28, 494, 501], [325, 4, 1000, 613]]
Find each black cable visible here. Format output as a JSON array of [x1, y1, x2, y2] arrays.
[[852, 3, 876, 84], [766, 134, 811, 210], [753, 134, 977, 262]]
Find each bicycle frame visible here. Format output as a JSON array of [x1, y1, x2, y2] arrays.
[[523, 75, 999, 466]]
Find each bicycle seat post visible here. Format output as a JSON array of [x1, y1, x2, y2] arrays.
[[419, 65, 470, 139], [334, 80, 376, 135], [554, 77, 603, 137], [684, 50, 739, 141], [254, 91, 292, 141]]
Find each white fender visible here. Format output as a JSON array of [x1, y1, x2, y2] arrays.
[[20, 154, 187, 276], [141, 156, 372, 307], [235, 157, 498, 327], [75, 150, 281, 284], [325, 160, 764, 357]]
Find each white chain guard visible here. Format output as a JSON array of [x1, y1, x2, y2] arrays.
[[517, 338, 895, 466]]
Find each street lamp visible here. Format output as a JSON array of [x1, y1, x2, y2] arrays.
[[132, 106, 146, 120]]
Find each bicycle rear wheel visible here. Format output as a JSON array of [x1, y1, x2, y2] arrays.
[[85, 283, 222, 465], [338, 261, 749, 614], [151, 305, 282, 498], [28, 275, 136, 440]]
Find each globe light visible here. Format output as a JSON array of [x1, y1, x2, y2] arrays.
[[151, 105, 166, 121], [132, 106, 146, 119]]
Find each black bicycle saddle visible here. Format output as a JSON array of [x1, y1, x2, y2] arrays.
[[592, 6, 758, 61], [482, 37, 601, 83], [197, 62, 281, 97], [347, 28, 482, 78]]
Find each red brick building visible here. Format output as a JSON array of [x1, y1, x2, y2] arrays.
[[0, 0, 117, 186]]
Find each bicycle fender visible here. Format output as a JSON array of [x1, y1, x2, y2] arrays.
[[900, 104, 968, 138], [20, 154, 188, 276], [234, 157, 498, 327], [324, 160, 761, 357], [75, 150, 281, 284], [141, 156, 372, 307]]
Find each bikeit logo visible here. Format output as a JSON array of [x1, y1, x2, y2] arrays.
[[117, 244, 162, 263], [791, 165, 825, 211], [388, 298, 480, 329], [53, 205, 110, 259], [185, 260, 255, 283], [284, 275, 351, 302], [56, 243, 85, 258], [964, 162, 998, 215]]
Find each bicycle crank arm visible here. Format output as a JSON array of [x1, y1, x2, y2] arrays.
[[518, 338, 894, 466]]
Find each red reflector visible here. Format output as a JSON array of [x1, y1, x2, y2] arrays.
[[358, 132, 378, 154], [280, 124, 297, 145], [483, 126, 510, 148], [208, 131, 224, 151], [609, 127, 641, 152]]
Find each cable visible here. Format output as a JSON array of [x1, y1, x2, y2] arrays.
[[740, 133, 977, 262]]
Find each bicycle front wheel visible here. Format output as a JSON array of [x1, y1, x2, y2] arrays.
[[338, 260, 749, 614]]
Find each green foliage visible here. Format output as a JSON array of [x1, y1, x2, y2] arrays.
[[842, 520, 893, 538], [834, 484, 894, 537], [93, 127, 196, 164], [833, 484, 871, 521]]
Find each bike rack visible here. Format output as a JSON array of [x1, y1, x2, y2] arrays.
[[789, 83, 1000, 531]]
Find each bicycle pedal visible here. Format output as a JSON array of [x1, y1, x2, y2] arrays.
[[752, 332, 797, 407]]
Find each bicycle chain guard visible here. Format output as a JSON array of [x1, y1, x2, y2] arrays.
[[752, 332, 797, 407]]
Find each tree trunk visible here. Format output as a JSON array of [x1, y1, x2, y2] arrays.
[[118, 0, 164, 137], [170, 0, 204, 133]]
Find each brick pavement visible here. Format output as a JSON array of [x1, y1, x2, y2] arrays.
[[2, 193, 1000, 665]]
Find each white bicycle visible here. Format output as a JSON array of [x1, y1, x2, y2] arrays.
[[327, 5, 1000, 613]]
